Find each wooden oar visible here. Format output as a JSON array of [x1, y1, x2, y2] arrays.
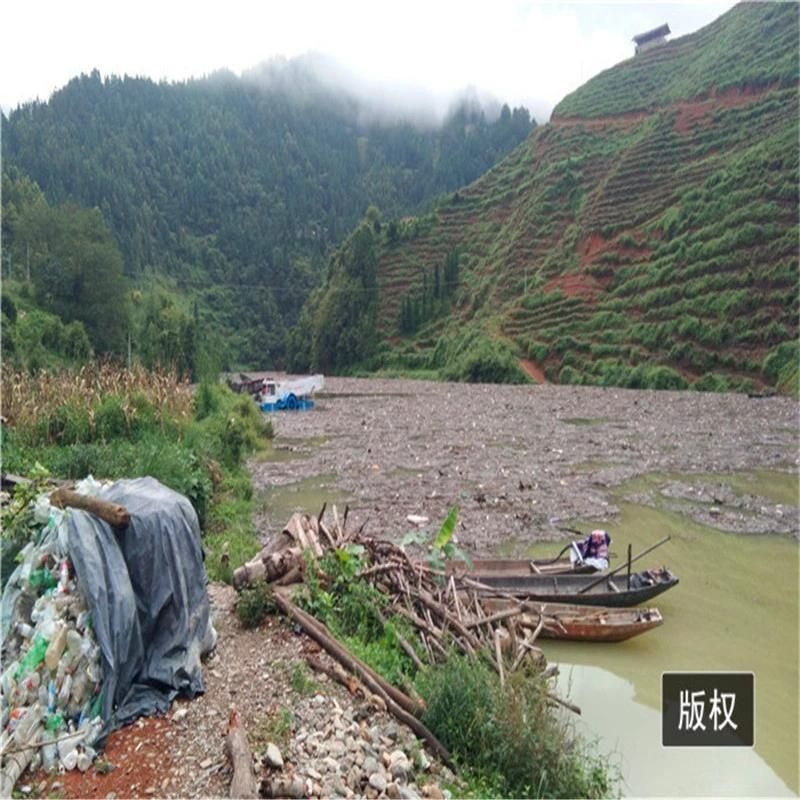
[[576, 535, 671, 594]]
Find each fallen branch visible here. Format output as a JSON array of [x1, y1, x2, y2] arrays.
[[306, 654, 386, 711], [226, 706, 258, 799]]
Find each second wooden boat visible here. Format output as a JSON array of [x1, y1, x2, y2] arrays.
[[483, 598, 664, 642]]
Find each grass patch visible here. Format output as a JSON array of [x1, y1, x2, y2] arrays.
[[1, 365, 272, 582]]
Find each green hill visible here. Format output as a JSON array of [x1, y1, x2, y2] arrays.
[[303, 2, 798, 392], [1, 61, 533, 367]]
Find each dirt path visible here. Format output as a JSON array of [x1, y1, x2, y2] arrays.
[[252, 378, 798, 553]]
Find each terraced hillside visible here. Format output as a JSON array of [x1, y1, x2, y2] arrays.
[[372, 2, 799, 391]]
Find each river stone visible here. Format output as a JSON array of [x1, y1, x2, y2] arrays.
[[322, 756, 340, 773], [265, 743, 283, 769], [391, 759, 410, 781], [347, 766, 362, 790], [328, 740, 346, 758], [399, 788, 420, 800], [422, 784, 444, 799], [369, 773, 388, 793], [386, 782, 402, 799], [363, 755, 379, 775]]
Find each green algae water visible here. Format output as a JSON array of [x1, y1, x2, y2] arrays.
[[262, 474, 351, 531], [523, 473, 799, 797]]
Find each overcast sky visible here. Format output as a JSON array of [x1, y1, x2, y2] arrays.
[[1, 1, 737, 122]]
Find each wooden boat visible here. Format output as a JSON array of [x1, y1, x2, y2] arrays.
[[458, 567, 678, 607], [445, 556, 597, 578], [483, 598, 664, 642]]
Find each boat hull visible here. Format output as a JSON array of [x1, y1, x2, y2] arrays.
[[462, 568, 678, 607], [482, 599, 664, 642]]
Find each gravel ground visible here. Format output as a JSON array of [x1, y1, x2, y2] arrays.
[[32, 585, 454, 799], [252, 377, 799, 551]]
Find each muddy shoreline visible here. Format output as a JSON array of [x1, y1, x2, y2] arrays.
[[250, 378, 799, 553]]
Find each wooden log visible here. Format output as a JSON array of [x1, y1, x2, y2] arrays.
[[49, 487, 130, 529], [233, 548, 303, 590], [226, 706, 258, 799], [273, 590, 454, 769], [274, 590, 422, 717], [306, 654, 386, 710], [494, 630, 505, 688]]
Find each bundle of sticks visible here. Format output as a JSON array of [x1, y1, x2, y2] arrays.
[[234, 504, 579, 741]]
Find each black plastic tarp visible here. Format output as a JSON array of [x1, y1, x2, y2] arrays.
[[70, 477, 215, 738]]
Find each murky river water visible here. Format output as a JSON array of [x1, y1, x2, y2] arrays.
[[525, 471, 799, 797], [259, 435, 798, 797]]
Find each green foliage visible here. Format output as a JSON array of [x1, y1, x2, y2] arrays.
[[236, 581, 276, 629], [2, 170, 130, 355], [289, 221, 381, 372], [3, 73, 533, 367], [251, 707, 295, 750], [0, 464, 53, 589], [425, 330, 529, 384], [289, 662, 319, 696], [416, 653, 615, 798], [2, 304, 93, 371], [300, 547, 419, 687], [763, 341, 799, 395]]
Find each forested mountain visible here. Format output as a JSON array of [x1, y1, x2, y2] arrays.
[[297, 2, 798, 392], [1, 60, 534, 366]]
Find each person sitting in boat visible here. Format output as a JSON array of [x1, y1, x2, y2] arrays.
[[570, 529, 611, 570]]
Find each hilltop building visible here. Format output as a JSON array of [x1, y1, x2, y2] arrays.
[[633, 23, 671, 55]]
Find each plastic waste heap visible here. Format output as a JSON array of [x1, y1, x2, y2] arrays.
[[1, 490, 104, 790]]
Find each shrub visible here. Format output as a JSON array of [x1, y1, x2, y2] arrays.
[[236, 582, 275, 628], [643, 366, 688, 390], [417, 653, 615, 798], [692, 373, 731, 392], [763, 341, 799, 393], [94, 395, 129, 441]]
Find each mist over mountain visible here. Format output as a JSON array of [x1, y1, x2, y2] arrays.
[[1, 58, 534, 368], [289, 2, 799, 393]]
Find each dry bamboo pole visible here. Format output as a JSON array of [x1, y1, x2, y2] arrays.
[[494, 631, 506, 688]]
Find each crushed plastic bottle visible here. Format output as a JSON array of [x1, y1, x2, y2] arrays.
[[12, 705, 43, 746], [45, 624, 67, 671], [15, 635, 48, 679]]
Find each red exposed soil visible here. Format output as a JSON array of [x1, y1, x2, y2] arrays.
[[32, 716, 173, 799], [542, 272, 601, 301], [518, 358, 547, 383], [577, 232, 651, 271], [673, 84, 777, 134], [552, 82, 782, 134]]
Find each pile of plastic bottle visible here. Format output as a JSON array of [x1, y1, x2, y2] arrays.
[[1, 492, 104, 776]]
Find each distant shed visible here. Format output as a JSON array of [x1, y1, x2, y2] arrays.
[[633, 23, 671, 55]]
